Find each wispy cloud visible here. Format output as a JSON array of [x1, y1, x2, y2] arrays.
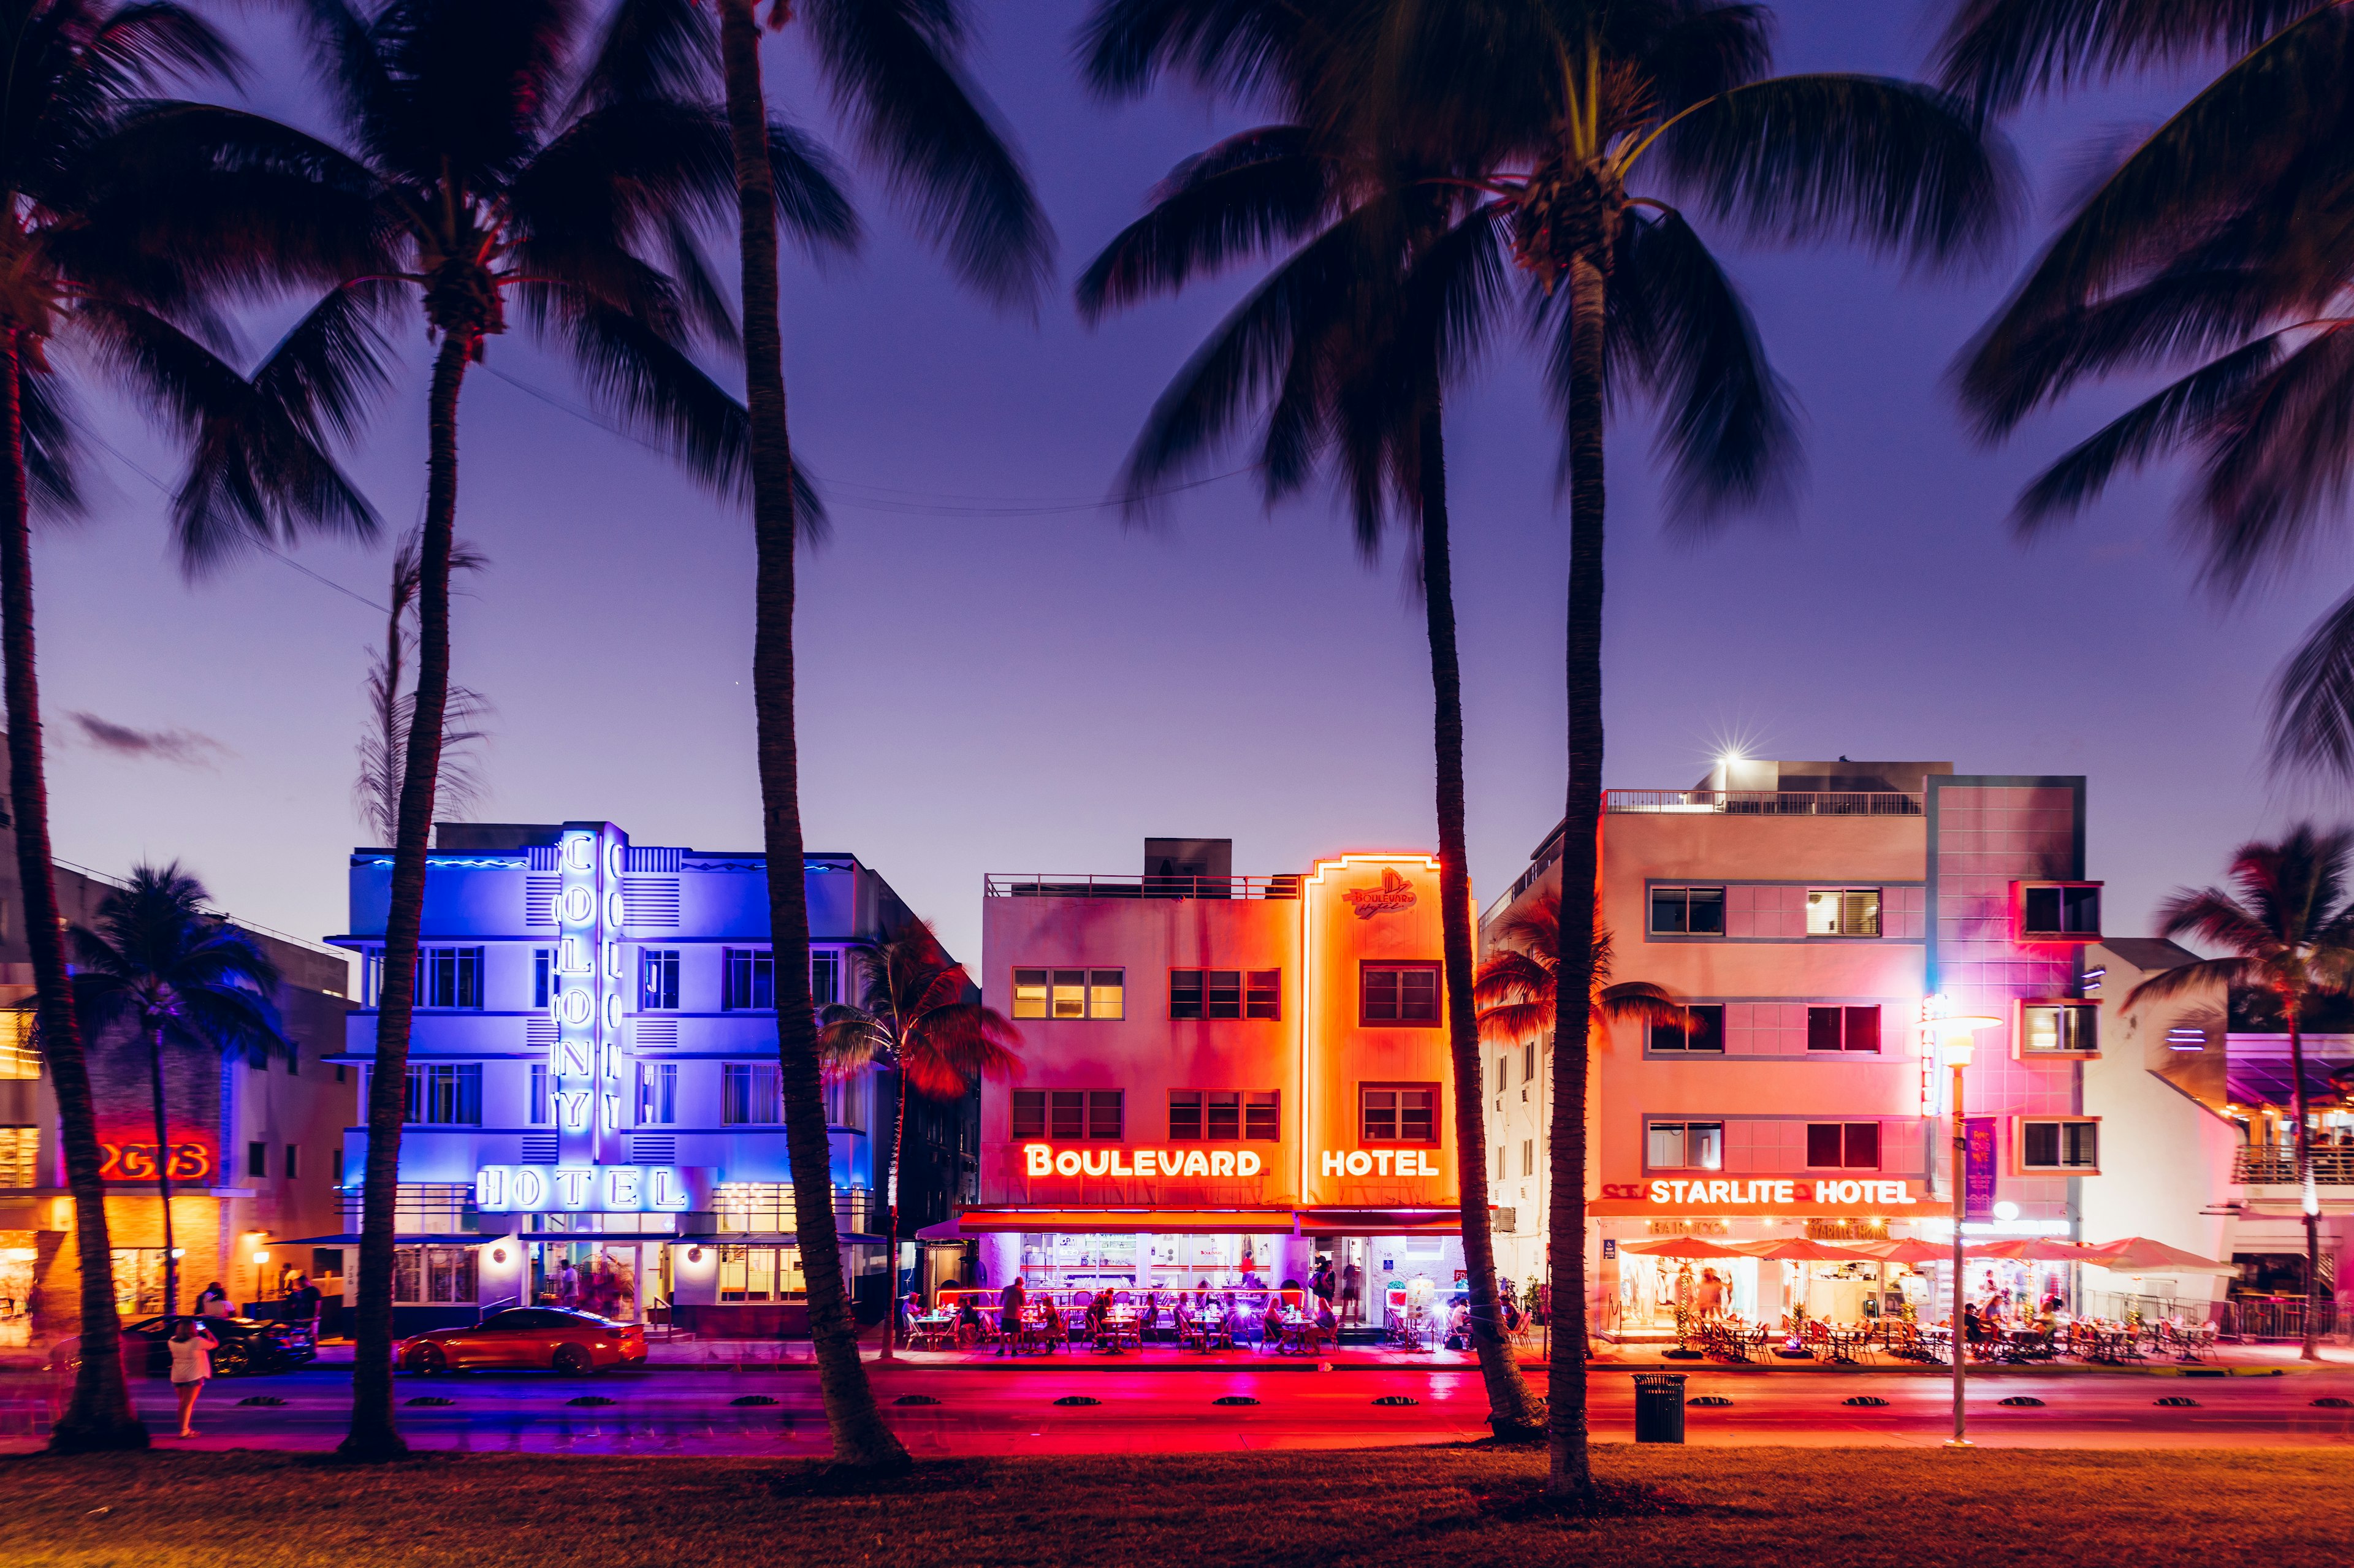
[[69, 712, 227, 768]]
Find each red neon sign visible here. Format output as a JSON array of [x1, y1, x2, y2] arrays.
[[99, 1141, 215, 1182]]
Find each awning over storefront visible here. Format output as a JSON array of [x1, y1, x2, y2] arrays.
[[1295, 1209, 1463, 1237], [956, 1208, 1297, 1235]]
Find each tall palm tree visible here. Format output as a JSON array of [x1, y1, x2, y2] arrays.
[[1937, 2, 2354, 775], [1076, 0, 1547, 1438], [1082, 0, 2012, 1497], [710, 0, 1048, 1469], [67, 866, 288, 1326], [817, 918, 1021, 1360], [0, 0, 381, 1453], [130, 0, 856, 1459], [2124, 825, 2354, 1362]]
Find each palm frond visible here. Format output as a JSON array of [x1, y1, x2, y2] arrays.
[[20, 365, 84, 520], [2268, 585, 2354, 777], [1475, 999, 1552, 1047], [1075, 127, 1337, 321], [1937, 0, 2322, 116], [2120, 953, 2253, 1011], [2192, 321, 2354, 590], [2154, 885, 2283, 960], [568, 0, 716, 112]]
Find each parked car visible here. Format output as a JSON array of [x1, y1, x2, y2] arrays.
[[398, 1307, 647, 1374], [52, 1315, 318, 1378]]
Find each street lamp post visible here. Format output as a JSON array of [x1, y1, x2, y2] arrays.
[[1938, 1016, 1998, 1449]]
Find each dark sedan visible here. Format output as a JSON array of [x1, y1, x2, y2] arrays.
[[53, 1314, 319, 1377]]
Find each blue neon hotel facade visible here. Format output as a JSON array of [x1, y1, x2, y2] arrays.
[[332, 821, 933, 1333]]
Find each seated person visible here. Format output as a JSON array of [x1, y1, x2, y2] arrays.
[[1261, 1296, 1289, 1347], [1084, 1290, 1113, 1342], [1309, 1300, 1338, 1352], [955, 1296, 985, 1345]]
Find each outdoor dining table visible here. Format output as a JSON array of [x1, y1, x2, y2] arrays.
[[1820, 1325, 1870, 1364], [907, 1312, 958, 1351]]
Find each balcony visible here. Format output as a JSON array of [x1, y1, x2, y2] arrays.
[[2233, 1147, 2354, 1186], [984, 873, 1301, 900], [1604, 790, 1926, 817]]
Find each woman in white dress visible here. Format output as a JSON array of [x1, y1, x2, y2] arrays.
[[167, 1318, 219, 1437]]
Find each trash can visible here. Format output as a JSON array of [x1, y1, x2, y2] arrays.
[[1632, 1372, 1686, 1444]]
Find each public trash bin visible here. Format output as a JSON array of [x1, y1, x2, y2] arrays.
[[1632, 1372, 1686, 1444]]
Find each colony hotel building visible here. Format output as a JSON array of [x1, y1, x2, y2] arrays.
[[1479, 760, 2169, 1335], [967, 838, 1474, 1322], [329, 821, 962, 1334]]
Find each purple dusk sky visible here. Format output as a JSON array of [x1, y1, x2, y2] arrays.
[[27, 3, 2338, 970]]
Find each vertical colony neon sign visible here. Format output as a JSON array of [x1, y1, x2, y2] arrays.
[[552, 825, 628, 1165]]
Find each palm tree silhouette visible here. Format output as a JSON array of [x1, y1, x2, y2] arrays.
[[2124, 825, 2354, 1362], [1076, 0, 1547, 1437], [129, 0, 861, 1458], [67, 866, 288, 1330], [709, 0, 1049, 1470], [817, 919, 1021, 1361], [0, 0, 376, 1453], [1938, 2, 2354, 776]]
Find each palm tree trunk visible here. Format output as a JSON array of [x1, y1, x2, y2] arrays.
[[718, 0, 906, 1470], [148, 1024, 177, 1322], [340, 330, 468, 1460], [0, 336, 145, 1451], [1546, 251, 1609, 1501], [2285, 1000, 2323, 1360], [880, 1066, 908, 1361], [1417, 400, 1541, 1437]]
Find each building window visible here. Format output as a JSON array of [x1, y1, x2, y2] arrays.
[[640, 950, 680, 1011], [1362, 963, 1441, 1026], [1807, 1122, 1882, 1168], [0, 1011, 38, 1079], [247, 1140, 266, 1178], [2021, 1003, 2098, 1055], [717, 1244, 808, 1303], [284, 1144, 299, 1179], [1246, 969, 1280, 1019], [1646, 1121, 1724, 1171], [1493, 1056, 1507, 1093], [811, 950, 842, 1008], [1806, 1005, 1883, 1053], [2022, 1119, 2099, 1170], [533, 948, 552, 1010], [1650, 886, 1726, 935], [722, 1063, 782, 1124], [1170, 969, 1274, 1021], [362, 947, 384, 1007], [404, 1064, 482, 1125], [529, 1064, 550, 1125], [1013, 1089, 1122, 1140], [0, 1126, 38, 1187], [1360, 1084, 1438, 1144], [1648, 1004, 1724, 1052], [723, 950, 775, 1011], [392, 1244, 476, 1306], [1523, 1040, 1537, 1084], [1522, 1138, 1535, 1176], [1013, 967, 1121, 1020], [824, 1073, 866, 1130], [637, 1061, 677, 1125], [1168, 1090, 1279, 1141], [2019, 883, 2102, 939], [1805, 889, 1880, 937], [422, 946, 484, 1008]]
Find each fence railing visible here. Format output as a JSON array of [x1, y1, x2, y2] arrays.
[[2233, 1147, 2354, 1186], [2223, 1296, 2354, 1341], [985, 873, 1303, 901], [1604, 790, 1926, 817]]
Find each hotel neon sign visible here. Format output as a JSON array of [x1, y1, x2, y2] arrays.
[[1641, 1177, 1922, 1207]]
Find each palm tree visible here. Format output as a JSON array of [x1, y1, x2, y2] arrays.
[[1076, 0, 1547, 1438], [67, 866, 288, 1326], [709, 0, 1048, 1469], [127, 0, 857, 1459], [2124, 825, 2354, 1362], [1936, 2, 2354, 775], [817, 918, 1021, 1360], [1474, 888, 1687, 1049], [353, 527, 490, 845], [0, 0, 383, 1453]]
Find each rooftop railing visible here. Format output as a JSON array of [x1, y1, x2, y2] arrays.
[[2233, 1147, 2354, 1187], [984, 873, 1303, 900], [1604, 790, 1926, 816]]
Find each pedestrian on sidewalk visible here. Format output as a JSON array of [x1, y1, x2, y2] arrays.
[[1340, 1259, 1362, 1324], [997, 1276, 1025, 1355], [167, 1318, 219, 1437], [195, 1281, 231, 1322]]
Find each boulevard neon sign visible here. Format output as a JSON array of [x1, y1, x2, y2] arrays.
[[1646, 1177, 1921, 1206], [1024, 1144, 1264, 1179]]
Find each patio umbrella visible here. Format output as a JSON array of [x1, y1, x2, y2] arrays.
[[1965, 1238, 2105, 1263], [1618, 1236, 1746, 1258], [1843, 1239, 1952, 1265], [2084, 1238, 2240, 1276], [1725, 1238, 1874, 1262]]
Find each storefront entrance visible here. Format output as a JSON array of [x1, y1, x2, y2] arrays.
[[529, 1241, 669, 1322]]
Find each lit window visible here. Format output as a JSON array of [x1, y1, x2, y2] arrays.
[[422, 947, 484, 1008], [0, 1012, 37, 1079], [1088, 970, 1124, 1019], [1051, 970, 1088, 1019], [1012, 969, 1048, 1019], [1805, 889, 1880, 937], [0, 1125, 38, 1186], [636, 1061, 677, 1125], [529, 1064, 550, 1125], [1362, 964, 1441, 1025], [1360, 1084, 1438, 1143], [2022, 1119, 2098, 1170], [1650, 886, 1726, 935], [2021, 1003, 2097, 1054], [403, 1064, 482, 1125], [722, 1063, 781, 1124], [1646, 1121, 1724, 1170], [722, 950, 775, 1011], [639, 950, 680, 1011]]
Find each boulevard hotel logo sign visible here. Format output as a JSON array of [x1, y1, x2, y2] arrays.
[[1342, 868, 1417, 919]]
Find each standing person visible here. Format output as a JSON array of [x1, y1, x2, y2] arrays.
[[1340, 1258, 1363, 1325], [288, 1275, 322, 1338], [194, 1282, 230, 1323], [1697, 1268, 1727, 1324], [996, 1275, 1025, 1357], [167, 1319, 218, 1438], [557, 1259, 581, 1311]]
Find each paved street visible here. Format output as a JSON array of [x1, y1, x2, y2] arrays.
[[7, 1361, 2351, 1456]]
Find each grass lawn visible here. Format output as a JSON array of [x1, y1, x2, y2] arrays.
[[9, 1446, 2350, 1567]]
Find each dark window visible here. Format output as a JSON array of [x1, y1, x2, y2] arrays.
[[1650, 1004, 1724, 1052], [1362, 964, 1441, 1026], [810, 950, 841, 1007], [1168, 1092, 1201, 1140], [1807, 1122, 1881, 1169], [1246, 970, 1281, 1020], [723, 949, 775, 1011], [1012, 1090, 1046, 1140], [1050, 1090, 1084, 1140], [1360, 1084, 1438, 1143], [2022, 885, 2102, 936], [247, 1140, 266, 1178], [1806, 1005, 1883, 1053], [1206, 1090, 1241, 1140], [1206, 970, 1242, 1019], [1169, 970, 1204, 1020], [1087, 1090, 1123, 1140], [1245, 1091, 1278, 1141], [1650, 886, 1726, 935], [640, 950, 680, 1011], [423, 946, 484, 1008], [2023, 1121, 2098, 1169], [284, 1144, 299, 1179], [533, 948, 552, 1010], [403, 1064, 482, 1125]]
